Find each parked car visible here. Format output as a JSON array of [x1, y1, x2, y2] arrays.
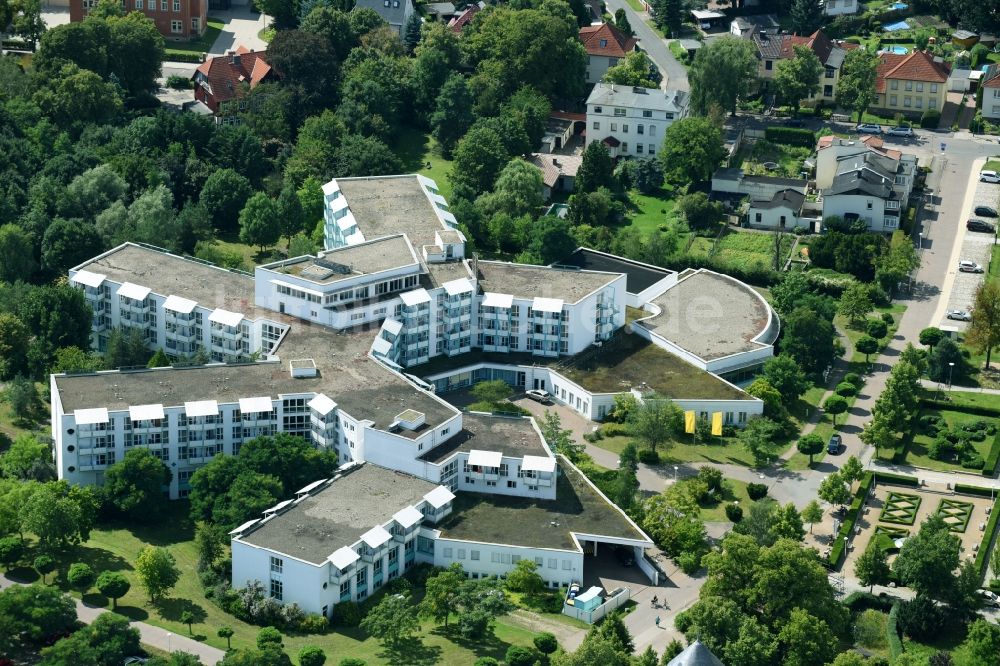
[[982, 170, 1000, 183], [975, 205, 998, 217], [959, 260, 985, 273], [614, 546, 636, 567], [525, 389, 552, 404], [967, 218, 996, 233], [887, 126, 914, 137], [827, 434, 842, 454], [947, 310, 972, 321], [981, 589, 1000, 608], [856, 123, 883, 134]]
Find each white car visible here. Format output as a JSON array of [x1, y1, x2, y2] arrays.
[[856, 123, 883, 134], [981, 589, 1000, 608], [525, 389, 552, 404], [982, 170, 1000, 183], [887, 126, 914, 137], [947, 310, 972, 321], [959, 260, 984, 273]]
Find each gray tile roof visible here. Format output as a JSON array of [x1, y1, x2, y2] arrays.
[[666, 641, 724, 666], [354, 0, 411, 26], [752, 188, 805, 211], [827, 167, 898, 198], [586, 83, 688, 114]]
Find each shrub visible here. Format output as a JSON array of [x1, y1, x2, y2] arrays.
[[844, 372, 864, 389], [854, 609, 887, 649], [764, 126, 816, 147], [333, 601, 362, 627], [166, 74, 194, 89], [835, 382, 858, 397], [637, 448, 660, 465], [887, 602, 903, 659], [0, 536, 24, 569], [984, 431, 1000, 477], [881, 312, 894, 326], [299, 646, 327, 666], [873, 471, 919, 487], [844, 591, 893, 613], [339, 659, 367, 666], [505, 645, 538, 666], [599, 423, 631, 438], [473, 659, 500, 666], [919, 109, 941, 128], [257, 626, 283, 649], [897, 595, 945, 639], [974, 498, 1000, 577], [678, 551, 701, 574], [384, 576, 412, 595], [281, 602, 306, 630], [961, 454, 984, 470], [747, 482, 768, 500], [67, 563, 95, 590], [534, 632, 558, 654], [725, 503, 744, 522], [299, 614, 329, 634]]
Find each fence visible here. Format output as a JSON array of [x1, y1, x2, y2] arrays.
[[562, 587, 631, 624]]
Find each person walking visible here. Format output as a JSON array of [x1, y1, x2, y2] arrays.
[[655, 615, 661, 628], [651, 595, 658, 607]]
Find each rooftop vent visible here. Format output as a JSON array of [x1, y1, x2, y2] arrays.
[[394, 409, 426, 431], [289, 358, 318, 378]]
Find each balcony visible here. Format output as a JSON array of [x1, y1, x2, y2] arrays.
[[166, 327, 198, 343], [78, 446, 112, 456]]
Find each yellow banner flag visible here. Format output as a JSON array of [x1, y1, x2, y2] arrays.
[[711, 412, 723, 436], [684, 410, 696, 434]]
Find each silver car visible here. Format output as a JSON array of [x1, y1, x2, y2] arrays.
[[959, 260, 984, 273], [947, 310, 972, 321], [887, 126, 914, 137], [982, 171, 1000, 184]]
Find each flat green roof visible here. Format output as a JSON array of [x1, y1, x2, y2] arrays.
[[437, 462, 648, 550]]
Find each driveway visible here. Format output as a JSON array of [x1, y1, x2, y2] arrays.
[[208, 7, 269, 56], [602, 0, 689, 91]]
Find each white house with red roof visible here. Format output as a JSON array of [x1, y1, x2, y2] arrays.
[[579, 22, 638, 84], [982, 67, 1000, 121], [193, 46, 277, 125], [872, 50, 950, 117]]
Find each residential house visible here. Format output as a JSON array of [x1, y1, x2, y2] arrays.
[[815, 135, 905, 189], [747, 189, 806, 230], [823, 0, 858, 15], [579, 23, 639, 84], [730, 15, 778, 39], [70, 0, 206, 39], [528, 153, 583, 200], [711, 168, 807, 204], [448, 1, 483, 32], [193, 46, 276, 124], [424, 2, 456, 21], [821, 149, 917, 233], [354, 0, 415, 36], [873, 50, 950, 117], [983, 71, 1000, 121], [585, 83, 689, 159], [540, 111, 586, 153], [952, 30, 980, 49], [754, 30, 854, 105]]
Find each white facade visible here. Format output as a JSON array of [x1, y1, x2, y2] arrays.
[[984, 83, 1000, 121], [821, 193, 903, 234], [585, 83, 689, 159], [824, 0, 858, 15]]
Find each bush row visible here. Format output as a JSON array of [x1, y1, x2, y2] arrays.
[[974, 498, 1000, 581], [887, 602, 904, 660], [917, 398, 1000, 418], [658, 253, 781, 288], [983, 430, 1000, 477], [828, 472, 874, 568], [164, 50, 204, 63], [873, 471, 920, 487], [844, 590, 894, 613], [763, 126, 817, 147], [954, 483, 997, 497]]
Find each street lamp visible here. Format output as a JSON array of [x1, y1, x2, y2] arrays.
[[673, 465, 678, 482], [918, 232, 923, 250], [948, 361, 955, 390], [167, 633, 172, 651]]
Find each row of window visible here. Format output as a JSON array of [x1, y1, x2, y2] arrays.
[[591, 121, 657, 137], [889, 80, 939, 93], [886, 95, 936, 110], [592, 106, 656, 119]]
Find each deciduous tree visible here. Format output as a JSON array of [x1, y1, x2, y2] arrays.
[[837, 49, 879, 121], [761, 354, 809, 403], [95, 571, 130, 609], [239, 193, 281, 253], [102, 449, 172, 522], [801, 500, 823, 533], [796, 434, 824, 466], [659, 118, 726, 185], [430, 74, 475, 159], [823, 394, 848, 425], [966, 280, 1000, 369], [627, 399, 681, 452], [773, 45, 822, 112], [893, 514, 960, 599], [789, 0, 823, 35], [838, 282, 873, 326], [818, 471, 850, 507], [135, 546, 180, 602], [688, 37, 759, 115], [854, 539, 890, 592], [576, 141, 615, 194]]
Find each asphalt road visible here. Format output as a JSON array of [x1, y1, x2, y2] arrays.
[[602, 0, 689, 91]]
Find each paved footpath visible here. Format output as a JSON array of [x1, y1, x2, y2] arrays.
[[0, 572, 224, 665]]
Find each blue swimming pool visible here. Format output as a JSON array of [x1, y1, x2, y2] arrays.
[[891, 2, 908, 8], [886, 45, 909, 54]]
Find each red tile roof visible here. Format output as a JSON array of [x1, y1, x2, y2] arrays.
[[579, 23, 638, 58], [782, 29, 834, 64], [448, 3, 480, 32], [194, 45, 273, 109], [986, 75, 1000, 89], [602, 136, 621, 147], [876, 50, 950, 92], [551, 110, 586, 122]]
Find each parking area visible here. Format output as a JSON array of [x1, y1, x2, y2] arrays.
[[940, 178, 1000, 328], [580, 543, 654, 595]]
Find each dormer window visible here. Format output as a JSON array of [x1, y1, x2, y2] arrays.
[[599, 39, 608, 48]]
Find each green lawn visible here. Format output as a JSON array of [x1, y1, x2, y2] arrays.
[[623, 0, 645, 11], [393, 128, 455, 202], [983, 160, 1000, 173], [905, 408, 994, 472], [164, 18, 224, 58], [667, 41, 688, 66], [593, 434, 778, 468], [15, 503, 545, 665], [711, 230, 793, 273], [740, 140, 812, 179], [937, 390, 1000, 412], [624, 189, 682, 235], [698, 479, 752, 521], [835, 303, 906, 364]]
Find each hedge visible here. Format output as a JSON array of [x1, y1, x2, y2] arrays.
[[887, 602, 904, 660], [983, 430, 1000, 477], [164, 51, 204, 63], [844, 591, 894, 613], [917, 398, 1000, 418], [763, 126, 817, 147], [874, 471, 920, 487], [974, 497, 1000, 581], [954, 483, 998, 497], [828, 472, 874, 568]]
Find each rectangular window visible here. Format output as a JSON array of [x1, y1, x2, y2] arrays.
[[444, 547, 453, 558], [903, 96, 911, 107], [173, 0, 179, 9], [457, 549, 465, 560], [592, 121, 600, 130], [621, 142, 628, 152], [613, 108, 625, 117], [594, 106, 602, 114], [904, 81, 913, 91], [915, 97, 922, 109], [270, 556, 283, 573], [171, 19, 182, 32], [642, 109, 652, 118], [636, 144, 644, 154], [930, 84, 938, 93], [270, 579, 283, 600], [340, 581, 350, 596], [916, 82, 924, 92], [622, 124, 628, 133], [890, 95, 897, 106], [161, 0, 167, 9], [192, 17, 199, 30], [610, 123, 617, 132], [135, 0, 143, 8], [637, 124, 644, 135], [648, 125, 656, 136], [547, 558, 557, 569], [765, 60, 773, 70], [471, 550, 480, 561], [562, 560, 572, 570], [648, 144, 655, 154], [491, 552, 501, 563], [891, 80, 899, 90]]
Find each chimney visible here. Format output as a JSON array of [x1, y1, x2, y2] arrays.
[[230, 51, 240, 66]]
